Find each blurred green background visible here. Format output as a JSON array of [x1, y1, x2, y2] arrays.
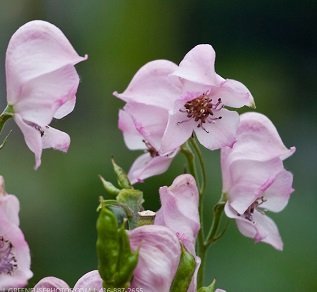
[[0, 0, 316, 291]]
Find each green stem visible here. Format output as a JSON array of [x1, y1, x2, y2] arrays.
[[180, 142, 197, 179], [0, 105, 14, 133]]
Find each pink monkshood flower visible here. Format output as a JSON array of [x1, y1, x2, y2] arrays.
[[154, 174, 200, 292], [114, 44, 254, 153], [221, 112, 295, 250], [119, 102, 178, 184], [0, 176, 32, 288], [5, 20, 87, 169], [34, 270, 102, 291]]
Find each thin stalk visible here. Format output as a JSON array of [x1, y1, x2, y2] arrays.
[[0, 105, 14, 133]]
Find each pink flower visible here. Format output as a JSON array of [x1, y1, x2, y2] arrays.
[[5, 20, 87, 169], [0, 176, 32, 288], [115, 44, 254, 153], [128, 225, 181, 291], [34, 270, 102, 291], [221, 112, 295, 250], [118, 102, 178, 184], [154, 174, 200, 292]]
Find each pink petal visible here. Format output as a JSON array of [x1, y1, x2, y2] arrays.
[[225, 203, 283, 250], [113, 60, 180, 110], [261, 170, 294, 212], [73, 270, 103, 290], [214, 79, 255, 108], [34, 277, 70, 290], [128, 152, 175, 184], [0, 194, 20, 226], [172, 44, 218, 86], [195, 109, 239, 150], [54, 93, 76, 119], [42, 126, 70, 152], [6, 20, 86, 104], [0, 213, 33, 288], [155, 174, 200, 255], [160, 111, 195, 154], [118, 109, 145, 150], [14, 65, 80, 125], [129, 225, 181, 291], [14, 114, 42, 170]]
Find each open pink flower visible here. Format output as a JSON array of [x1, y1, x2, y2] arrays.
[[115, 44, 254, 153], [0, 176, 32, 288], [119, 102, 178, 184], [221, 113, 295, 250], [5, 20, 87, 169]]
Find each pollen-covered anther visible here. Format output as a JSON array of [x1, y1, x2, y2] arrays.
[[142, 139, 159, 158], [178, 93, 224, 133], [0, 236, 18, 275]]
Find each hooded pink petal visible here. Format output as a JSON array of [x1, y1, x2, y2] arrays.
[[41, 126, 70, 152], [114, 60, 181, 110], [155, 174, 200, 255], [73, 270, 103, 290], [34, 277, 70, 290], [128, 152, 176, 184], [128, 225, 181, 292]]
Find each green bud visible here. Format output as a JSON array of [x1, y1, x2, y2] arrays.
[[197, 279, 216, 292], [170, 244, 196, 292], [112, 158, 132, 189], [99, 175, 120, 196]]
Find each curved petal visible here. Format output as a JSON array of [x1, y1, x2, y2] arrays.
[[0, 193, 20, 226], [118, 109, 145, 150], [113, 60, 180, 110], [262, 170, 294, 212], [54, 94, 76, 119], [14, 114, 42, 170], [6, 20, 86, 103], [124, 102, 169, 150], [128, 152, 175, 184], [42, 126, 70, 153], [128, 225, 181, 292], [73, 270, 103, 290], [14, 65, 80, 125], [160, 111, 195, 154], [173, 44, 218, 86], [34, 277, 70, 290], [195, 109, 239, 150], [214, 79, 254, 108], [0, 213, 33, 288], [155, 174, 200, 254]]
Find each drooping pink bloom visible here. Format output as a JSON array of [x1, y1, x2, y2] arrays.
[[128, 225, 181, 291], [5, 20, 87, 169], [154, 174, 200, 291], [0, 176, 32, 288], [119, 102, 178, 184], [115, 44, 254, 153], [34, 277, 70, 291], [221, 112, 295, 250]]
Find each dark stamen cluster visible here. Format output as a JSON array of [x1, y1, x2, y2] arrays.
[[178, 93, 223, 132], [0, 236, 17, 275], [143, 140, 159, 158], [243, 196, 266, 222]]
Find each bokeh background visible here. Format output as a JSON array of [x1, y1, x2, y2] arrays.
[[0, 0, 316, 291]]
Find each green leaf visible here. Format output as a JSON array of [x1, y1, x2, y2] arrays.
[[197, 279, 216, 292]]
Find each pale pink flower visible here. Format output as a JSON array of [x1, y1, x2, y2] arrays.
[[0, 176, 32, 288], [154, 174, 200, 292], [128, 225, 181, 292], [5, 20, 87, 169], [221, 113, 295, 250], [115, 44, 254, 153], [119, 102, 178, 184]]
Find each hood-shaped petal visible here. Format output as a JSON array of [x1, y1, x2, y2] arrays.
[[34, 277, 70, 290], [6, 20, 86, 104], [114, 60, 181, 110], [73, 270, 103, 290], [155, 174, 199, 254], [128, 225, 181, 292]]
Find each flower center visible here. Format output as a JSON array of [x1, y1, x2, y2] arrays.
[[0, 236, 17, 275], [243, 196, 266, 222], [178, 93, 223, 133], [143, 140, 159, 158]]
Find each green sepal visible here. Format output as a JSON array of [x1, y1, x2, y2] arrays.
[[99, 175, 120, 196], [117, 188, 144, 229], [112, 158, 132, 189], [197, 279, 216, 292], [170, 244, 196, 292]]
